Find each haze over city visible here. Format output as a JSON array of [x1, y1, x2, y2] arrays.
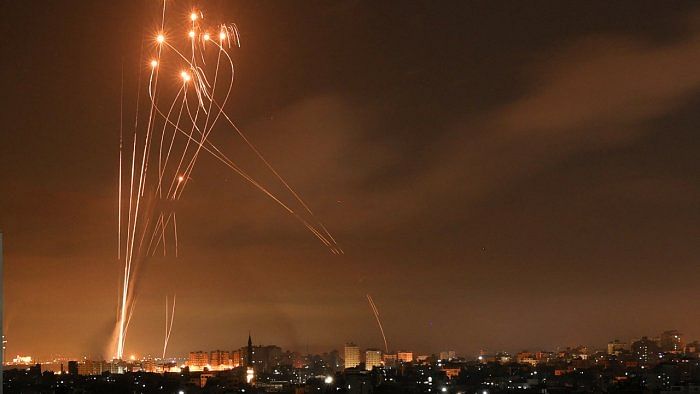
[[1, 0, 699, 368]]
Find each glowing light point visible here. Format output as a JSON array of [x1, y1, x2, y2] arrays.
[[150, 60, 158, 68], [246, 367, 255, 384], [178, 175, 184, 182], [180, 72, 191, 82], [219, 31, 226, 40], [188, 30, 195, 39], [156, 34, 165, 44], [190, 12, 198, 21], [203, 33, 210, 41], [129, 355, 136, 361]]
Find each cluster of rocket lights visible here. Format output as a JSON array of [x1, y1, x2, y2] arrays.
[[114, 4, 341, 362], [152, 14, 227, 83]]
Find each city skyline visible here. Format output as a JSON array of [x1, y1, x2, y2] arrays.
[[4, 328, 696, 365], [2, 0, 700, 366]]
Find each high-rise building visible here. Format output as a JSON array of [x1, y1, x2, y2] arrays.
[[231, 350, 242, 367], [188, 351, 209, 368], [344, 343, 360, 369], [365, 349, 382, 370], [659, 330, 684, 353], [210, 350, 231, 367], [631, 337, 660, 364], [397, 351, 413, 363]]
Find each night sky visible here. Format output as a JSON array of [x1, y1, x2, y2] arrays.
[[1, 1, 699, 360]]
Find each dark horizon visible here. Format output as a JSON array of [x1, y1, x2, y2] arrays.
[[1, 1, 699, 361]]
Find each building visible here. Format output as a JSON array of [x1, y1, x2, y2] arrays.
[[478, 350, 495, 363], [632, 337, 660, 364], [441, 363, 462, 379], [659, 330, 684, 353], [67, 360, 78, 375], [365, 349, 382, 370], [322, 350, 343, 372], [535, 351, 555, 363], [231, 350, 242, 367], [109, 359, 126, 374], [607, 339, 629, 355], [12, 355, 32, 364], [344, 343, 360, 369], [416, 355, 430, 363], [239, 344, 284, 372], [516, 351, 532, 362], [244, 334, 256, 384], [685, 341, 700, 356], [210, 350, 231, 367], [516, 351, 538, 366], [345, 368, 374, 394], [397, 351, 413, 363], [77, 360, 111, 375], [142, 359, 156, 372], [188, 351, 209, 368], [439, 350, 456, 361], [495, 352, 512, 364], [382, 353, 397, 368], [200, 372, 215, 388], [572, 345, 589, 359]]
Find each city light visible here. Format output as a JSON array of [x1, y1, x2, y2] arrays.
[[246, 367, 255, 384], [4, 2, 698, 394], [12, 355, 32, 364]]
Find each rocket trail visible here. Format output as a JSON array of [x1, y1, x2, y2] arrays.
[[367, 294, 389, 354], [118, 63, 124, 261], [163, 294, 176, 359], [113, 1, 341, 360]]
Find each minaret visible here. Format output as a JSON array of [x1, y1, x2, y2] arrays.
[[245, 332, 255, 384]]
